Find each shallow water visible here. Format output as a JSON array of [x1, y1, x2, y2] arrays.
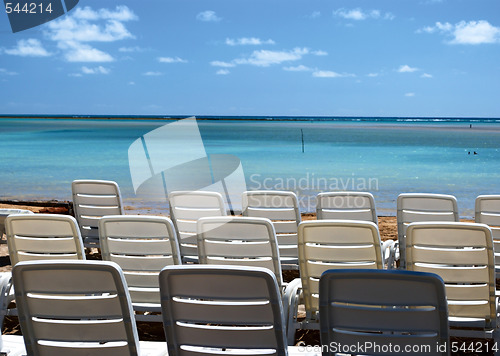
[[1, 117, 499, 217]]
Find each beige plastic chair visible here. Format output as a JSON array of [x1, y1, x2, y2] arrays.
[[72, 179, 124, 248], [476, 195, 500, 277], [1, 214, 86, 329], [242, 190, 301, 270], [12, 260, 167, 356], [0, 209, 35, 330], [319, 269, 449, 355], [99, 215, 182, 322], [406, 222, 498, 340], [159, 265, 287, 356], [5, 214, 85, 266], [197, 216, 283, 288], [394, 193, 459, 268], [316, 191, 377, 224], [315, 191, 396, 266], [169, 191, 226, 262], [286, 220, 384, 344]]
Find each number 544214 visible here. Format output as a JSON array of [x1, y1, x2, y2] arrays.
[[5, 2, 53, 14]]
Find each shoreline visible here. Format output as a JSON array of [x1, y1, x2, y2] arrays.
[[1, 199, 475, 244], [1, 114, 499, 122]]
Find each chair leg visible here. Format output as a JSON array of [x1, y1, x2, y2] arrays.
[[381, 239, 395, 269], [0, 273, 12, 330], [283, 280, 301, 345]]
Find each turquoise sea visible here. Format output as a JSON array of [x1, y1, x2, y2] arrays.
[[1, 116, 500, 217]]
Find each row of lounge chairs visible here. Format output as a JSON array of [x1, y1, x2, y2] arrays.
[[1, 179, 500, 355], [6, 261, 450, 356]]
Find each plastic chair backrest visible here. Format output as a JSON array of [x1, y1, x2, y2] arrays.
[[13, 260, 140, 356], [72, 179, 124, 247], [242, 190, 301, 269], [316, 191, 377, 224], [169, 191, 226, 261], [159, 265, 287, 356], [298, 220, 383, 315], [5, 214, 85, 266], [99, 215, 181, 304], [397, 193, 459, 268], [197, 216, 283, 288], [406, 222, 496, 329], [319, 269, 449, 356], [475, 195, 500, 270]]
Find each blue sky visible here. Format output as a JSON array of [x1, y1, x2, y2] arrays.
[[1, 0, 500, 117]]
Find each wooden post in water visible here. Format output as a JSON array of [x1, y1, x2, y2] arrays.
[[301, 129, 305, 153]]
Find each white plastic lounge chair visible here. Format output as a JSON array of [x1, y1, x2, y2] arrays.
[[0, 208, 33, 242], [169, 191, 226, 262], [72, 179, 124, 248], [159, 265, 287, 356], [197, 216, 283, 288], [0, 208, 33, 333], [12, 260, 167, 356], [5, 214, 85, 266], [315, 191, 395, 265], [242, 190, 301, 270], [476, 195, 500, 277], [316, 191, 377, 224], [319, 269, 449, 355], [286, 220, 384, 345], [99, 215, 182, 322], [406, 222, 498, 341], [393, 193, 459, 268], [0, 213, 86, 329]]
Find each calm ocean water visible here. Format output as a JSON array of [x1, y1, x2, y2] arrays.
[[1, 116, 499, 217]]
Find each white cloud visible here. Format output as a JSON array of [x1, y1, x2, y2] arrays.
[[421, 73, 433, 78], [46, 17, 134, 42], [367, 72, 379, 77], [119, 46, 145, 52], [81, 65, 110, 74], [216, 69, 230, 75], [405, 92, 416, 97], [212, 47, 326, 70], [225, 37, 275, 46], [333, 8, 394, 21], [43, 5, 137, 62], [196, 10, 221, 22], [72, 5, 137, 21], [158, 56, 188, 63], [452, 20, 500, 44], [58, 41, 114, 62], [0, 68, 18, 75], [283, 65, 312, 72], [309, 11, 321, 19], [5, 39, 51, 57], [143, 71, 163, 76], [398, 64, 419, 73], [210, 61, 236, 68], [312, 70, 354, 78], [68, 73, 83, 77], [234, 47, 309, 67], [418, 20, 500, 44], [128, 81, 135, 85]]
